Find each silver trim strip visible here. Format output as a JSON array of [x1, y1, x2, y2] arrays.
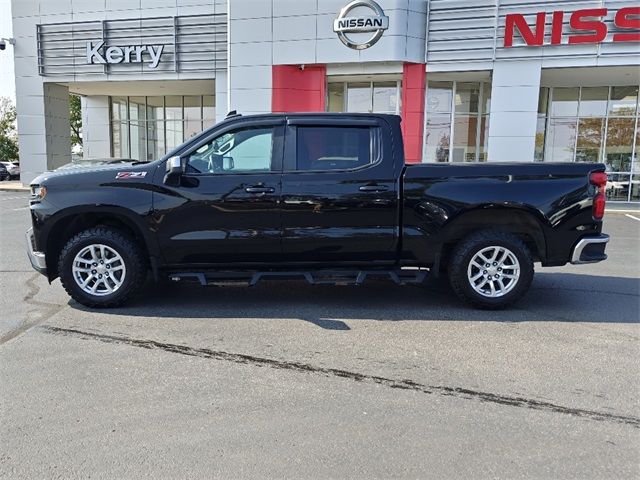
[[26, 228, 47, 270], [571, 235, 610, 264]]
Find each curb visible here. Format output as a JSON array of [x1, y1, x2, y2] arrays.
[[0, 188, 30, 193], [0, 181, 30, 193]]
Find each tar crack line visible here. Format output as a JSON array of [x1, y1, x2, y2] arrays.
[[41, 325, 640, 428]]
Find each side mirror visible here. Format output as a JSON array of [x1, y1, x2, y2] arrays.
[[164, 156, 185, 187], [223, 156, 234, 171]]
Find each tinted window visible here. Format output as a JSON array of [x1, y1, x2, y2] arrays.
[[186, 127, 275, 174], [296, 127, 372, 171]]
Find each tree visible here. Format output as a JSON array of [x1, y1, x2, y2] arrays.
[[70, 94, 83, 153], [0, 97, 19, 161]]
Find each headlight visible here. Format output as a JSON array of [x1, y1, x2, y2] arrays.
[[30, 185, 47, 200]]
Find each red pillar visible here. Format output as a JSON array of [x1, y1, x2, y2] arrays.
[[272, 65, 327, 112], [401, 63, 426, 164]]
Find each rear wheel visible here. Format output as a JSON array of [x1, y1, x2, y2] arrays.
[[58, 227, 146, 308], [448, 230, 534, 309]]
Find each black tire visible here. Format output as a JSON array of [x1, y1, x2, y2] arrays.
[[58, 227, 146, 308], [448, 230, 534, 310]]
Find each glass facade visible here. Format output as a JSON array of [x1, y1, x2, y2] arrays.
[[424, 81, 491, 163], [110, 95, 215, 161], [536, 85, 639, 202], [327, 80, 402, 115]]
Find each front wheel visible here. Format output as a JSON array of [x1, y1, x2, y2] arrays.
[[58, 227, 146, 308], [448, 230, 534, 309]]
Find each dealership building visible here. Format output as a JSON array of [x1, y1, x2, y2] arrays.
[[8, 0, 640, 201]]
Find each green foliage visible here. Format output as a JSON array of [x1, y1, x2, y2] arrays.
[[70, 94, 83, 151], [0, 97, 19, 161]]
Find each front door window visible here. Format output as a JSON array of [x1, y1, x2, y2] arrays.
[[186, 127, 275, 175]]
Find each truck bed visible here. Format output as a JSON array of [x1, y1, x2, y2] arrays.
[[401, 162, 605, 267]]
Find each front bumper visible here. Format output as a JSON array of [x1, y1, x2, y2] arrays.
[[26, 227, 47, 275], [570, 234, 609, 265]]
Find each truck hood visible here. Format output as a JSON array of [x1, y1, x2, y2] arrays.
[[31, 162, 156, 187]]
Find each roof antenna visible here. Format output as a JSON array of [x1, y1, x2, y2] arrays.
[[226, 110, 240, 118]]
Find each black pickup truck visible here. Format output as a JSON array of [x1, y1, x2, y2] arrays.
[[27, 112, 609, 309]]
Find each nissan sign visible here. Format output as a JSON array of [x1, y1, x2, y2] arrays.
[[86, 41, 165, 69], [333, 0, 389, 50], [504, 7, 640, 47]]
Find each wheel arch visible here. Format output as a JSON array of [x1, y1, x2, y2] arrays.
[[43, 206, 156, 282], [437, 206, 548, 272]]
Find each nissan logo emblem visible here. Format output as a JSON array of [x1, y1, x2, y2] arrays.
[[333, 0, 389, 50]]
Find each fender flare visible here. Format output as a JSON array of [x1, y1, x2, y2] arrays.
[[438, 203, 550, 262], [41, 205, 160, 280]]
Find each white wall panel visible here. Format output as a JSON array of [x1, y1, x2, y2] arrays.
[[273, 15, 317, 42], [10, 0, 39, 18], [230, 41, 272, 67], [273, 40, 317, 65], [230, 0, 272, 20], [215, 70, 228, 123], [82, 96, 111, 158], [487, 60, 542, 162], [273, 0, 318, 18]]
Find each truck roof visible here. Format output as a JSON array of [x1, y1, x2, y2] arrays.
[[224, 111, 401, 121]]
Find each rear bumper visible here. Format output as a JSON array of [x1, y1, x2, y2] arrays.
[[26, 227, 47, 275], [570, 234, 609, 265]]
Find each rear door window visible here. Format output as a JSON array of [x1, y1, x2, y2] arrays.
[[296, 127, 372, 171]]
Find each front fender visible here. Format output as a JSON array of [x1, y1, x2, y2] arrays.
[[31, 200, 158, 283]]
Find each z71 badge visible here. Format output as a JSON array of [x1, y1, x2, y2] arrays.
[[116, 172, 147, 179]]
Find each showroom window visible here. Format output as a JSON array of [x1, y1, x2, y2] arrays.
[[424, 81, 491, 163], [536, 86, 639, 202], [110, 95, 215, 161], [327, 80, 402, 115]]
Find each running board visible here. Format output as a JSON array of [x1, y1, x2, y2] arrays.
[[168, 269, 429, 287]]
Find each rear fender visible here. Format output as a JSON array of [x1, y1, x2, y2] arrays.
[[439, 205, 549, 264]]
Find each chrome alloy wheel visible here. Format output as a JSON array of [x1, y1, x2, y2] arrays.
[[71, 244, 126, 296], [467, 246, 520, 298]]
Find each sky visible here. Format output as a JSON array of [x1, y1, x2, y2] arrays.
[[0, 0, 16, 102]]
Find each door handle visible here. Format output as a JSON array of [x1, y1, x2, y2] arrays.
[[245, 186, 275, 194], [359, 185, 389, 193]]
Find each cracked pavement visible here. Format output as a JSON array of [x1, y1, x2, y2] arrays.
[[1, 190, 639, 479]]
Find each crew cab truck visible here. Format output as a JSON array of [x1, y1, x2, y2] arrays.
[[27, 113, 609, 309]]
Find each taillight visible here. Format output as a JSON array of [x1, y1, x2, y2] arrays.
[[589, 172, 607, 188], [593, 194, 605, 220], [589, 171, 607, 220]]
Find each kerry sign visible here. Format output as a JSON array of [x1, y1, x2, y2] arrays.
[[86, 41, 165, 69]]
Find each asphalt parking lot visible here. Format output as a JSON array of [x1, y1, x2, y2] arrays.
[[1, 190, 639, 479]]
